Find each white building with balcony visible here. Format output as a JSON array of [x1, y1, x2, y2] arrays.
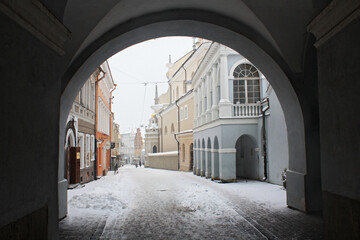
[[192, 43, 289, 185]]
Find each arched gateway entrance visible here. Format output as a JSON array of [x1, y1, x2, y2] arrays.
[[58, 2, 322, 224], [4, 0, 360, 238], [235, 135, 259, 180]]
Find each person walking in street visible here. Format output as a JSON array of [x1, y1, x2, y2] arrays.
[[139, 161, 142, 167], [114, 163, 118, 175]]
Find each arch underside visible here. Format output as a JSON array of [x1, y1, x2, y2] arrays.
[[59, 11, 308, 212]]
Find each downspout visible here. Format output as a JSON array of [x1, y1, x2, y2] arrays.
[[160, 114, 163, 152], [94, 67, 106, 180], [261, 97, 270, 181], [157, 114, 160, 152], [175, 99, 180, 170], [109, 84, 117, 170]]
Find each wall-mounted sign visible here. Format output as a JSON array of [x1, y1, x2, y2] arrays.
[[105, 141, 111, 150]]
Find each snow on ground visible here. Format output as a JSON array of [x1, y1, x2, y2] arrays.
[[60, 165, 322, 240]]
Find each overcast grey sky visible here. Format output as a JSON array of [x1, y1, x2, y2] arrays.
[[108, 37, 194, 133]]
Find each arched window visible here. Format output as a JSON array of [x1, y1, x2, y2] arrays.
[[164, 126, 168, 135], [233, 63, 260, 104], [153, 145, 157, 153], [171, 123, 175, 133], [182, 144, 186, 162]]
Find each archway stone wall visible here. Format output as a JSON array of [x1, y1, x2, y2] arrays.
[[0, 1, 338, 238]]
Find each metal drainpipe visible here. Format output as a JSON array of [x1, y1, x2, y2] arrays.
[[109, 84, 117, 170], [159, 114, 163, 152], [94, 67, 106, 180], [175, 100, 180, 170], [157, 115, 161, 152], [261, 97, 270, 181]]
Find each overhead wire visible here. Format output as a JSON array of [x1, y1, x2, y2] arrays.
[[140, 83, 148, 127]]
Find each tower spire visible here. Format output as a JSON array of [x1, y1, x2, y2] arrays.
[[154, 83, 159, 104]]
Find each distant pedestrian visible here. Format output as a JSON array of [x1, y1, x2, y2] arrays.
[[135, 161, 138, 168], [114, 163, 118, 175], [139, 161, 142, 167]]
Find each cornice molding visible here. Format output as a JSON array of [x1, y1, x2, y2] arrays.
[[0, 0, 71, 55], [307, 0, 360, 48]]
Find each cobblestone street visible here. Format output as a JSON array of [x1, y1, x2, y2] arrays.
[[59, 166, 323, 239]]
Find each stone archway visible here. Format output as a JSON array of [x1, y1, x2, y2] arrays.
[[235, 135, 259, 180], [59, 6, 318, 216], [201, 139, 206, 177], [212, 136, 220, 180], [206, 138, 212, 178]]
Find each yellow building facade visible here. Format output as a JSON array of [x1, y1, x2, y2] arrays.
[[145, 39, 211, 171]]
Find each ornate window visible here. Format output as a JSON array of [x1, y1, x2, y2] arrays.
[[233, 63, 260, 104], [153, 145, 157, 153]]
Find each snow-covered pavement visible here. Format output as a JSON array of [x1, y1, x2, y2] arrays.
[[59, 165, 323, 239]]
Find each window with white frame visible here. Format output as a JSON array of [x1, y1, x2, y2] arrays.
[[184, 105, 188, 119], [79, 134, 85, 169], [233, 63, 260, 104], [91, 135, 95, 161], [86, 134, 90, 167]]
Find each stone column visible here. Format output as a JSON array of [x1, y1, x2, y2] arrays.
[[196, 144, 201, 176], [198, 84, 202, 125], [194, 89, 198, 127], [206, 72, 212, 122], [219, 148, 236, 182], [211, 64, 219, 119], [218, 54, 232, 117], [201, 80, 206, 125], [193, 146, 197, 174]]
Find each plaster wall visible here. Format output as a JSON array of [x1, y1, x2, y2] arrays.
[[147, 153, 178, 171], [266, 89, 289, 185], [178, 94, 194, 131], [179, 134, 194, 171], [159, 106, 178, 152], [0, 1, 331, 238], [0, 12, 64, 239], [317, 17, 360, 238]]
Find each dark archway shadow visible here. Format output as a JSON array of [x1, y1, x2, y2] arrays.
[[235, 134, 258, 180]]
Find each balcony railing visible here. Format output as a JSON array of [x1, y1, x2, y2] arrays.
[[233, 103, 261, 117]]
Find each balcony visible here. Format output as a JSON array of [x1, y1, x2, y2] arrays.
[[232, 102, 261, 117]]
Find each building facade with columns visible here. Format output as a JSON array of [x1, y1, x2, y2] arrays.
[[192, 43, 288, 185]]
